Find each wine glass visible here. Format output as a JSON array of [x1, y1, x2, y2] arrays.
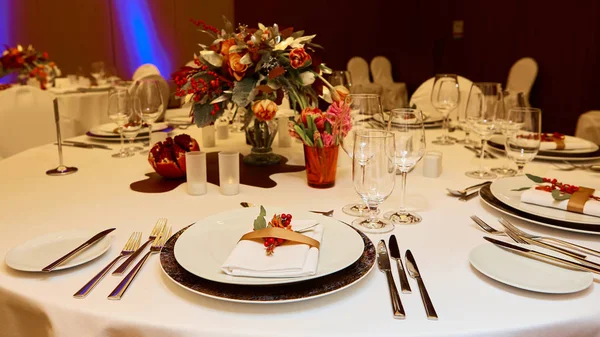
[[351, 130, 396, 233], [122, 97, 144, 153], [136, 79, 164, 150], [431, 74, 459, 145], [91, 61, 106, 85], [107, 90, 133, 158], [491, 90, 527, 176], [465, 83, 501, 179], [384, 108, 427, 224], [326, 70, 352, 88], [504, 107, 542, 175], [341, 94, 385, 217], [456, 98, 475, 145]]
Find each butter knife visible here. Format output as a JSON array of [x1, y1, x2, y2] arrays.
[[484, 236, 600, 275], [42, 228, 115, 272], [377, 240, 405, 319], [64, 140, 112, 150], [55, 142, 95, 149], [388, 235, 411, 293], [405, 250, 438, 320]]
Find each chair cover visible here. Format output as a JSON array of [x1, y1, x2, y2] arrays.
[[575, 111, 600, 145], [346, 57, 382, 96], [370, 56, 408, 110], [132, 64, 161, 82], [0, 86, 56, 158], [506, 57, 537, 106], [130, 74, 170, 122], [409, 76, 473, 120]]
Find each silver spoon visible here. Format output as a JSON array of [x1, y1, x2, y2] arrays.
[[447, 181, 492, 196]]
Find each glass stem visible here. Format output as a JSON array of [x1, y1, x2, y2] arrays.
[[148, 124, 153, 146], [399, 171, 407, 213], [443, 114, 449, 141], [367, 204, 378, 224], [517, 164, 524, 176], [119, 127, 124, 153], [478, 139, 486, 173]]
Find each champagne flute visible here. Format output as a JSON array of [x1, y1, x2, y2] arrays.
[[465, 83, 501, 179], [491, 90, 527, 176], [352, 130, 396, 233], [107, 90, 133, 158], [341, 94, 385, 217], [136, 79, 164, 151], [122, 97, 144, 153], [504, 107, 542, 175], [384, 108, 426, 224], [431, 74, 459, 145]]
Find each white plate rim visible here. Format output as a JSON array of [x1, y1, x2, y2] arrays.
[[469, 242, 593, 294], [173, 207, 365, 286], [91, 122, 169, 137], [489, 135, 599, 154], [4, 230, 111, 272], [489, 176, 600, 226]]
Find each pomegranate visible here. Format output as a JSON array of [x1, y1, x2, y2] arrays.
[[148, 134, 200, 178]]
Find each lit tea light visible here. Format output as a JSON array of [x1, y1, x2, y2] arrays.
[[218, 151, 240, 195]]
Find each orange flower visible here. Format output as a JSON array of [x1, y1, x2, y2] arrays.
[[228, 52, 249, 81], [220, 38, 237, 57], [333, 85, 349, 103], [289, 47, 311, 69], [252, 99, 278, 121]]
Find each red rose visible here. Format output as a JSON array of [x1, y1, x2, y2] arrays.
[[289, 48, 311, 69], [228, 52, 249, 81], [252, 99, 278, 121]]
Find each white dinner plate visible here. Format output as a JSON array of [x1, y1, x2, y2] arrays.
[[173, 207, 365, 286], [488, 135, 600, 162], [469, 242, 593, 294], [372, 113, 442, 129], [5, 229, 112, 272], [490, 176, 600, 226], [94, 122, 169, 136]]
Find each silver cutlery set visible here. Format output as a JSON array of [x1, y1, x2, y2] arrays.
[[472, 215, 600, 275], [377, 235, 438, 320], [447, 181, 492, 201]]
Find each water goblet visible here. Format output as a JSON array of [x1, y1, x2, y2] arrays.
[[431, 74, 459, 145], [491, 90, 527, 176], [108, 90, 134, 158], [505, 107, 542, 175]]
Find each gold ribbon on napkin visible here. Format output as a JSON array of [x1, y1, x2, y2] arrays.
[[240, 227, 320, 249], [554, 138, 566, 150], [567, 187, 595, 213]]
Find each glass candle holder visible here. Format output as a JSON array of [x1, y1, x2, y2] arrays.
[[186, 151, 207, 195], [216, 123, 229, 140], [218, 151, 240, 195], [202, 125, 216, 147]]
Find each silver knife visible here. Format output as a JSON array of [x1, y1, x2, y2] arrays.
[[483, 236, 600, 275], [405, 250, 438, 320], [55, 142, 95, 149], [64, 141, 112, 150], [388, 235, 411, 293], [459, 190, 479, 201], [377, 240, 406, 319], [42, 228, 116, 272]]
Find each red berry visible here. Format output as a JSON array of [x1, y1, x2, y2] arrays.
[[264, 241, 270, 247], [277, 238, 284, 244]]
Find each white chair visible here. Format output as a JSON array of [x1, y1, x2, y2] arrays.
[[132, 63, 161, 82], [409, 76, 473, 120], [575, 111, 600, 145], [370, 56, 408, 110], [506, 57, 537, 106], [130, 74, 170, 122], [346, 57, 382, 96], [0, 86, 56, 158]]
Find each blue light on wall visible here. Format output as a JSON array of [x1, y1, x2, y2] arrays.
[[113, 0, 171, 78], [0, 0, 12, 84]]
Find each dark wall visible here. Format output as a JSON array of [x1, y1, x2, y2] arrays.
[[235, 0, 600, 134]]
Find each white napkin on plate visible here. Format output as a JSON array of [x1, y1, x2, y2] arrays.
[[539, 138, 593, 151], [521, 188, 600, 217], [221, 220, 323, 278]]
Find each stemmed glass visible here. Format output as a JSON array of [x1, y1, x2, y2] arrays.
[[431, 74, 459, 145], [91, 61, 106, 85], [384, 108, 427, 224], [341, 94, 385, 217], [504, 107, 542, 175], [122, 97, 144, 153], [351, 130, 396, 233], [136, 79, 164, 150], [456, 99, 475, 145], [465, 83, 501, 179], [491, 91, 527, 176], [107, 90, 133, 158], [327, 70, 352, 88]]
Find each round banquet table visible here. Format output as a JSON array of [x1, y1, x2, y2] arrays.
[[2, 126, 600, 337]]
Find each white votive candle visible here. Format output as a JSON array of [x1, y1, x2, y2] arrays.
[[186, 151, 207, 195], [423, 151, 443, 178], [216, 123, 229, 140], [218, 151, 240, 195], [202, 125, 216, 147]]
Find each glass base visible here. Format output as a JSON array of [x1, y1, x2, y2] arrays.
[[465, 170, 497, 179], [384, 211, 422, 224], [125, 146, 144, 152], [46, 165, 78, 176], [351, 217, 394, 234], [112, 151, 134, 158], [342, 203, 377, 217], [243, 152, 281, 166], [491, 167, 517, 176], [456, 138, 476, 145], [432, 138, 455, 145]]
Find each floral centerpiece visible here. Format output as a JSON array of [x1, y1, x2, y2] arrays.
[[172, 17, 343, 166], [0, 45, 60, 90]]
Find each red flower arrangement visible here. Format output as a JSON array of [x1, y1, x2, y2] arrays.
[[0, 45, 59, 90]]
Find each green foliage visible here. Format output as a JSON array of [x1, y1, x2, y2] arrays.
[[526, 174, 545, 183], [551, 190, 572, 201], [253, 206, 267, 231], [232, 77, 258, 107]]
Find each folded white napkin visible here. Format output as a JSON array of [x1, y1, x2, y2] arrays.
[[221, 220, 323, 278], [521, 188, 600, 217], [539, 138, 593, 151]]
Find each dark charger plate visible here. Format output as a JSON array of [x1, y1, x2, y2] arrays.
[[160, 225, 376, 303], [479, 184, 600, 234]]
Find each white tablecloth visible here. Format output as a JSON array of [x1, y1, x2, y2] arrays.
[[53, 91, 111, 139], [2, 125, 600, 337]]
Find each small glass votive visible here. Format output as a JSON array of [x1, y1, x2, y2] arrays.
[[186, 151, 207, 195], [216, 123, 229, 140], [278, 117, 291, 147], [218, 151, 240, 195], [202, 125, 216, 147], [423, 151, 443, 178]]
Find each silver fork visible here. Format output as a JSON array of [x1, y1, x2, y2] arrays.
[[108, 224, 171, 300], [309, 209, 351, 226], [73, 232, 142, 298], [112, 218, 167, 275], [499, 217, 600, 258]]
